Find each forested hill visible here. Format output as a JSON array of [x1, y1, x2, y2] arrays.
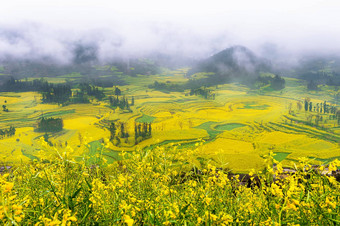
[[0, 58, 161, 79], [187, 45, 271, 80], [294, 55, 340, 86]]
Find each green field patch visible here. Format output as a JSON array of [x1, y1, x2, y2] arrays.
[[0, 93, 21, 97], [136, 114, 156, 123], [273, 152, 290, 162], [58, 72, 83, 78], [173, 98, 196, 103], [195, 121, 221, 138], [144, 138, 199, 151], [0, 117, 35, 123], [41, 109, 75, 118], [177, 141, 201, 149], [308, 156, 340, 164], [21, 149, 39, 161], [81, 140, 122, 164], [238, 102, 269, 110], [214, 123, 245, 131]]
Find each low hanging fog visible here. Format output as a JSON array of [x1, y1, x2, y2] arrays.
[[0, 0, 340, 67]]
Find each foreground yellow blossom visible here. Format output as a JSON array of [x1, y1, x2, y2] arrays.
[[0, 146, 339, 225]]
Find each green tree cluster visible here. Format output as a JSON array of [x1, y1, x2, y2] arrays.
[[0, 126, 15, 139], [37, 117, 63, 132]]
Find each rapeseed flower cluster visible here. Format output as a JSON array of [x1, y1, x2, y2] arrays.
[[0, 143, 340, 225]]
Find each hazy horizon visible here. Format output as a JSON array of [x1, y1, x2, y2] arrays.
[[1, 0, 340, 64]]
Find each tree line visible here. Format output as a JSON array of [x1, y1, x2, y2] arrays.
[[79, 83, 105, 100], [304, 99, 337, 114], [134, 122, 152, 144], [189, 87, 215, 99], [71, 83, 105, 103], [254, 74, 285, 90], [0, 77, 106, 105], [109, 95, 134, 111], [0, 126, 15, 139], [0, 77, 49, 92], [36, 117, 63, 132], [108, 121, 152, 146], [148, 74, 285, 95], [303, 98, 340, 124], [41, 84, 72, 104]]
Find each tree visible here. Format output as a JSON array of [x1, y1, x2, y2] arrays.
[[114, 87, 121, 96], [304, 99, 309, 111], [120, 122, 128, 138], [109, 122, 116, 141], [148, 123, 152, 136], [323, 101, 328, 114], [109, 95, 131, 111], [2, 105, 8, 112], [271, 75, 285, 90], [37, 117, 63, 132], [307, 80, 318, 91], [134, 122, 152, 144], [0, 126, 16, 139], [9, 126, 15, 136], [337, 110, 340, 125]]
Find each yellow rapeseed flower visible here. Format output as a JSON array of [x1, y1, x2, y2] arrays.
[[123, 215, 134, 226], [4, 182, 14, 193]]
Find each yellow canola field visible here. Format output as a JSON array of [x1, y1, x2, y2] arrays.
[[258, 131, 305, 145], [0, 127, 35, 163], [198, 138, 265, 172], [52, 116, 109, 147], [1, 74, 339, 171], [132, 129, 209, 151], [63, 116, 98, 130], [195, 109, 232, 121]]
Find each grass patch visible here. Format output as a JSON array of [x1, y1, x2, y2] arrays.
[[308, 156, 340, 164], [215, 123, 245, 131], [21, 149, 39, 161], [58, 72, 83, 78], [239, 102, 269, 110], [82, 140, 122, 164], [41, 109, 76, 118], [195, 121, 221, 138], [136, 114, 156, 123], [273, 152, 290, 162]]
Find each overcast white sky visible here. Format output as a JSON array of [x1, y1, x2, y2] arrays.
[[1, 0, 340, 61]]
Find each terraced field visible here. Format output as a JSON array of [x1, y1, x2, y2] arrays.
[[0, 72, 339, 172]]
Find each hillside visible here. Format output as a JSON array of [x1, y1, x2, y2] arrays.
[[294, 55, 340, 85], [187, 46, 271, 83]]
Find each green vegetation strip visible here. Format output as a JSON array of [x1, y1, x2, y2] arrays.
[[269, 122, 340, 143], [21, 149, 39, 161], [238, 102, 269, 110], [144, 138, 199, 151], [82, 140, 122, 164], [136, 114, 156, 123], [41, 109, 76, 118], [214, 123, 245, 131], [273, 152, 290, 162], [195, 121, 222, 138], [308, 156, 340, 164]]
